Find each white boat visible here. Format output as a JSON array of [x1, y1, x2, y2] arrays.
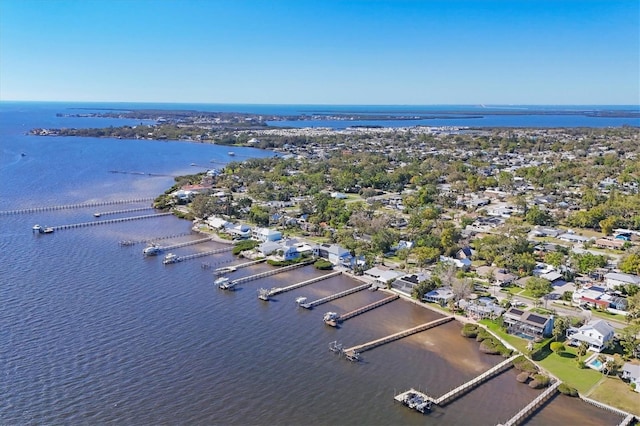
[[32, 224, 42, 232], [214, 276, 230, 287], [228, 151, 235, 156], [162, 253, 179, 264], [143, 245, 161, 256], [93, 212, 101, 218], [323, 312, 340, 326], [295, 296, 307, 305]]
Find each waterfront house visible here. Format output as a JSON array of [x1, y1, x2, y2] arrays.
[[206, 216, 230, 230], [423, 286, 454, 305], [251, 227, 282, 243], [364, 265, 402, 285], [457, 297, 504, 320], [392, 272, 430, 295], [314, 243, 351, 266], [566, 319, 615, 352], [503, 308, 553, 339], [621, 363, 640, 392], [227, 223, 252, 239]]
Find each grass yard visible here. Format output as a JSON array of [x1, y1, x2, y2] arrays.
[[478, 319, 604, 394], [588, 376, 640, 416], [536, 350, 602, 394]]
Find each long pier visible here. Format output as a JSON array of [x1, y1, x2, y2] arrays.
[[119, 231, 192, 246], [337, 294, 399, 323], [499, 381, 560, 426], [164, 246, 233, 264], [266, 271, 343, 298], [431, 354, 520, 406], [214, 258, 266, 273], [1, 198, 154, 215], [157, 236, 214, 251], [93, 206, 154, 217], [51, 212, 173, 231], [300, 283, 372, 309], [221, 260, 314, 290], [342, 316, 454, 358]]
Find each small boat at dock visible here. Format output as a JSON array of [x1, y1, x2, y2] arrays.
[[93, 212, 101, 218], [214, 276, 230, 288], [162, 253, 179, 264], [323, 312, 340, 327], [143, 244, 162, 256]]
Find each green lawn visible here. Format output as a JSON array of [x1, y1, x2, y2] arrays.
[[588, 376, 640, 416], [478, 319, 603, 394], [501, 286, 524, 296], [536, 349, 603, 394]]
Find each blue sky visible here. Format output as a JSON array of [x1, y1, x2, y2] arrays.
[[1, 0, 638, 105]]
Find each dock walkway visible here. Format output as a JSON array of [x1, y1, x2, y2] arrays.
[[433, 354, 520, 405], [337, 294, 399, 323], [158, 236, 214, 251], [267, 271, 342, 297], [499, 381, 560, 426], [343, 316, 454, 357], [2, 197, 154, 215], [51, 212, 172, 231], [300, 283, 372, 309], [221, 260, 313, 290], [214, 258, 266, 273], [164, 246, 233, 264]]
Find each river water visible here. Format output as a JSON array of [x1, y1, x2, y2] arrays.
[[0, 103, 625, 425]]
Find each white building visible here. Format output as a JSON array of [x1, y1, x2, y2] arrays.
[[604, 272, 640, 290], [566, 319, 615, 352], [252, 227, 282, 242]]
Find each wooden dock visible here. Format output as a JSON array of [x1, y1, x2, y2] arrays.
[[335, 294, 399, 323], [300, 283, 372, 309], [431, 354, 519, 406], [1, 197, 154, 215], [50, 212, 172, 231], [119, 231, 192, 246], [156, 236, 214, 251], [214, 258, 266, 273], [498, 381, 560, 426], [221, 260, 314, 290], [265, 271, 342, 298], [163, 246, 233, 264], [342, 316, 454, 358]]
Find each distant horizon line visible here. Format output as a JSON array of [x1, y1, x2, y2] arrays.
[[1, 100, 639, 108]]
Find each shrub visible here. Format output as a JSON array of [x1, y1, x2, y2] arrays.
[[479, 339, 500, 354], [529, 374, 551, 389], [513, 356, 538, 374], [558, 383, 578, 397], [577, 360, 586, 369], [516, 372, 531, 383], [530, 340, 553, 361], [550, 342, 566, 353], [461, 323, 479, 338], [314, 259, 334, 270], [232, 240, 259, 255]]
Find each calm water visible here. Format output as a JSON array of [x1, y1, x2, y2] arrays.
[[0, 103, 625, 425]]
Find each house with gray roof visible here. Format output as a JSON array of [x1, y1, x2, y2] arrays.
[[604, 272, 640, 289], [503, 308, 553, 339], [621, 363, 640, 392], [566, 319, 615, 353]]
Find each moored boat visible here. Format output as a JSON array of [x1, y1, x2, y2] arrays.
[[162, 253, 179, 264]]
